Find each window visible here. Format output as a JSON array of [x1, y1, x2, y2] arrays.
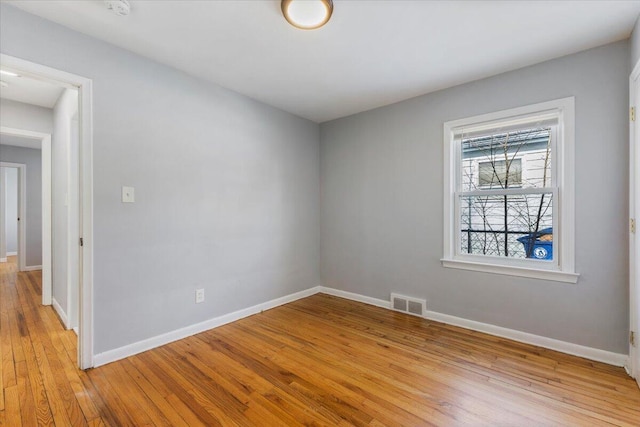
[[478, 159, 522, 188], [442, 98, 578, 283]]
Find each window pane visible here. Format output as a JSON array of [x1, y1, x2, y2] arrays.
[[478, 159, 521, 187], [461, 128, 551, 191], [460, 193, 553, 260]]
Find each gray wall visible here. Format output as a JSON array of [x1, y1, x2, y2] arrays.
[[4, 167, 18, 252], [0, 4, 320, 354], [320, 41, 630, 354], [632, 15, 640, 69], [0, 143, 43, 267], [0, 98, 53, 134]]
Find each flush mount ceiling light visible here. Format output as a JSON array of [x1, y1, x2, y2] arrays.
[[282, 0, 333, 30]]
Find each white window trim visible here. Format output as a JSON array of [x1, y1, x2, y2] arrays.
[[442, 97, 578, 283]]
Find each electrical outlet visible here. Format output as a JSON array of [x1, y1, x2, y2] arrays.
[[195, 288, 205, 304]]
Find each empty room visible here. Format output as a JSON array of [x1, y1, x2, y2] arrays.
[[1, 0, 640, 425]]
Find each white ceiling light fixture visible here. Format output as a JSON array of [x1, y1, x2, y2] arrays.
[[105, 0, 130, 17], [0, 70, 21, 77], [282, 0, 333, 30]]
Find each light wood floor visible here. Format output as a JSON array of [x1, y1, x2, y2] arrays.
[[1, 257, 639, 426]]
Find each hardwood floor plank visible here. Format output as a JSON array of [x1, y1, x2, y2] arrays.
[[75, 369, 120, 427], [0, 325, 5, 412], [155, 345, 247, 426], [3, 385, 21, 427], [14, 360, 37, 426], [120, 358, 192, 427], [86, 417, 107, 427], [137, 351, 226, 426], [2, 258, 639, 426], [6, 283, 25, 367], [101, 362, 172, 427], [15, 273, 83, 427], [86, 365, 142, 426], [164, 393, 208, 427]]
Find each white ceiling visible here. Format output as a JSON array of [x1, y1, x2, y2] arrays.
[[0, 134, 42, 150], [0, 72, 63, 108], [5, 1, 640, 122]]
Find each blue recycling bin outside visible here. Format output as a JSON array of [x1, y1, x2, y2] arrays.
[[517, 228, 553, 260]]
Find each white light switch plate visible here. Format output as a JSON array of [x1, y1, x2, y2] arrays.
[[122, 186, 135, 203]]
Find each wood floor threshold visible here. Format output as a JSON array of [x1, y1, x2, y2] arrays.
[[1, 256, 639, 426]]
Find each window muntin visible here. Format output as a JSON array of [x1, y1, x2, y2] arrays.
[[442, 98, 577, 282]]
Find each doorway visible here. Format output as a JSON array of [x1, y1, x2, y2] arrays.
[[0, 130, 51, 278], [0, 54, 94, 369], [5, 167, 19, 261], [0, 163, 24, 268]]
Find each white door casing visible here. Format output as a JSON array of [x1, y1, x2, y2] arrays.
[[0, 54, 94, 370]]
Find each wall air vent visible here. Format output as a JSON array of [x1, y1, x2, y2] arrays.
[[390, 293, 426, 317]]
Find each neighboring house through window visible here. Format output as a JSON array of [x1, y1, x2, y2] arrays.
[[478, 159, 522, 188], [442, 98, 578, 283]]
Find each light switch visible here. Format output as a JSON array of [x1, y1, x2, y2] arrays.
[[122, 186, 135, 203]]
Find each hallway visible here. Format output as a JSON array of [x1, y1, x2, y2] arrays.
[[0, 257, 106, 425]]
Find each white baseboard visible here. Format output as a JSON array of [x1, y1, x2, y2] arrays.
[[23, 265, 42, 271], [93, 286, 322, 367], [422, 309, 628, 367], [91, 284, 628, 369], [319, 286, 390, 309], [318, 286, 628, 367], [6, 251, 17, 256], [51, 297, 69, 329], [0, 257, 6, 263]]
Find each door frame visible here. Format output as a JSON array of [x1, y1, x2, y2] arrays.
[[0, 127, 52, 300], [0, 162, 25, 271], [0, 53, 95, 370], [630, 58, 640, 387]]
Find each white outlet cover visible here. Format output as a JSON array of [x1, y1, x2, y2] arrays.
[[195, 288, 205, 303], [122, 186, 135, 203]]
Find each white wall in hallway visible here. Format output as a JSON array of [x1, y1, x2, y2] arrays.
[[51, 88, 77, 320]]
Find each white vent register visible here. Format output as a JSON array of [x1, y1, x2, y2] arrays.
[[390, 293, 426, 317]]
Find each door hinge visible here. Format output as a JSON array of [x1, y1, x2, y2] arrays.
[[632, 331, 636, 347], [631, 218, 636, 234], [632, 106, 636, 122], [80, 237, 84, 247]]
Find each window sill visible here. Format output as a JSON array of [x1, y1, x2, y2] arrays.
[[441, 259, 579, 283]]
